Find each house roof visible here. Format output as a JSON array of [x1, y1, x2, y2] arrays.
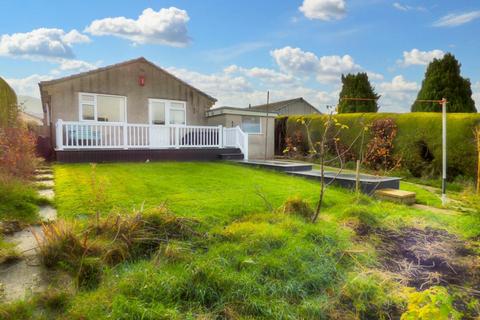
[[249, 97, 319, 113], [206, 106, 278, 118], [38, 57, 217, 102]]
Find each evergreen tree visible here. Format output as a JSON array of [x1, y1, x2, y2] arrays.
[[337, 73, 379, 113], [411, 53, 476, 113], [0, 76, 18, 127]]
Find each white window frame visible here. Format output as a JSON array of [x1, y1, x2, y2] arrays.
[[148, 98, 187, 126], [78, 92, 127, 123], [241, 116, 262, 135]]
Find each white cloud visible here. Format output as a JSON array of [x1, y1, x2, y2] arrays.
[[398, 48, 445, 66], [50, 59, 98, 75], [85, 7, 190, 46], [433, 11, 480, 27], [224, 65, 294, 85], [378, 75, 418, 92], [0, 28, 90, 59], [393, 2, 426, 12], [271, 46, 319, 75], [271, 46, 379, 84], [166, 67, 251, 94], [5, 74, 53, 98], [377, 75, 419, 112], [299, 0, 346, 21]]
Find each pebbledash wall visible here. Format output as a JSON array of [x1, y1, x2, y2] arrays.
[[206, 107, 276, 159], [39, 58, 216, 145]]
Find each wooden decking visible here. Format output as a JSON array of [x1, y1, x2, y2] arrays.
[[56, 148, 242, 163]]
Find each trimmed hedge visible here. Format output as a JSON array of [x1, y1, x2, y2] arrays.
[[283, 113, 480, 178]]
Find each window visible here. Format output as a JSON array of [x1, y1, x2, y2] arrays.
[[150, 101, 166, 125], [169, 102, 186, 125], [79, 93, 126, 122], [242, 116, 261, 134], [149, 99, 186, 125]]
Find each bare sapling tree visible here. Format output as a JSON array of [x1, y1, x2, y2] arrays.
[[294, 108, 368, 223]]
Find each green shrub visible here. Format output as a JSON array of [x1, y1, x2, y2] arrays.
[[401, 286, 461, 320], [285, 113, 480, 178]]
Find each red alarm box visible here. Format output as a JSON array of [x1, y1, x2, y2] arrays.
[[138, 75, 145, 86]]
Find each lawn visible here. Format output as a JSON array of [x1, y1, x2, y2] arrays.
[[2, 162, 479, 319]]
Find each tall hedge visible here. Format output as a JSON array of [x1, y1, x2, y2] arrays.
[[0, 76, 18, 127], [284, 113, 480, 178]]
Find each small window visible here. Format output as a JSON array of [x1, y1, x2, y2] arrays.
[[150, 101, 166, 125], [169, 102, 186, 125], [81, 104, 95, 120], [242, 116, 261, 134], [170, 109, 186, 125]]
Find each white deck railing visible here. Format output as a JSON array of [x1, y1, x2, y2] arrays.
[[55, 120, 248, 159]]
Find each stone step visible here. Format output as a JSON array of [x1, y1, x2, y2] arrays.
[[37, 189, 54, 201], [35, 174, 54, 181], [374, 188, 416, 205], [35, 169, 53, 174], [39, 206, 57, 222], [219, 153, 244, 160], [35, 180, 54, 188]]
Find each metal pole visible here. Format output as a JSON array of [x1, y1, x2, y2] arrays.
[[264, 91, 269, 160], [441, 98, 447, 206]]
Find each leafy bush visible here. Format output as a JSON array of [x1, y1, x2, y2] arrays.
[[401, 286, 461, 320], [0, 125, 38, 179], [365, 118, 399, 171], [285, 113, 480, 178]]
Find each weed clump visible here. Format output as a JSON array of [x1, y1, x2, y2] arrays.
[[37, 205, 200, 288], [281, 196, 314, 220], [341, 206, 379, 236]]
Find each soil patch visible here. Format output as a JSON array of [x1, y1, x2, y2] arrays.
[[376, 227, 480, 291]]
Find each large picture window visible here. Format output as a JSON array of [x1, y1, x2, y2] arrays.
[[79, 93, 126, 122], [241, 116, 261, 134]]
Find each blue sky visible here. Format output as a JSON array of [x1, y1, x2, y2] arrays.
[[1, 0, 479, 112]]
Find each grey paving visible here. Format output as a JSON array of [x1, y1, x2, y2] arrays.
[[287, 170, 400, 194], [234, 159, 313, 172], [234, 159, 400, 195]]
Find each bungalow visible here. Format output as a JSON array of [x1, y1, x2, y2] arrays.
[[39, 57, 276, 162]]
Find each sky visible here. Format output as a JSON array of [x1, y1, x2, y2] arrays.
[[0, 0, 479, 113]]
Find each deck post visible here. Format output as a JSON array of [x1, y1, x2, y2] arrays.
[[218, 125, 223, 148], [243, 130, 249, 160], [56, 119, 64, 150], [123, 122, 128, 149], [175, 126, 180, 149]]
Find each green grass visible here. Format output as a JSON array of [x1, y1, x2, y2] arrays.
[[0, 178, 41, 223], [4, 161, 478, 319]]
